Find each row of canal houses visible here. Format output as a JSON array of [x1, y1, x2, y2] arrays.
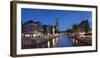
[[22, 20, 54, 38], [22, 20, 43, 38], [21, 20, 56, 49]]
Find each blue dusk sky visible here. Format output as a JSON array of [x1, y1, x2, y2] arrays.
[[21, 8, 92, 31]]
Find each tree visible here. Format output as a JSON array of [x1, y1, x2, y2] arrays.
[[72, 24, 80, 32], [66, 29, 73, 33], [49, 25, 53, 34], [85, 20, 89, 33], [88, 28, 92, 33], [42, 25, 48, 34]]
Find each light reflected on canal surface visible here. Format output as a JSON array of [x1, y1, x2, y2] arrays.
[[22, 35, 74, 49], [55, 35, 73, 47]]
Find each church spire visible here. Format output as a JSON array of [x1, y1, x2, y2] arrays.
[[56, 16, 59, 33]]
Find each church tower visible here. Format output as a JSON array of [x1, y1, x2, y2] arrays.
[[56, 16, 59, 33]]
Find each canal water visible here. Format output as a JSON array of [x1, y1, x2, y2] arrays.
[[56, 35, 73, 47], [22, 35, 74, 49]]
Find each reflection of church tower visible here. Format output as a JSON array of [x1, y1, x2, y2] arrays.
[[56, 16, 58, 33]]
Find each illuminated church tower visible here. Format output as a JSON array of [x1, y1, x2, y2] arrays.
[[56, 16, 59, 33]]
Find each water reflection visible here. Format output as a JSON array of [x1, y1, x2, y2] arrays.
[[35, 35, 73, 48], [22, 35, 74, 49], [55, 35, 73, 47]]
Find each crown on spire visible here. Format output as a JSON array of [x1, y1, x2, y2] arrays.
[[56, 16, 58, 18]]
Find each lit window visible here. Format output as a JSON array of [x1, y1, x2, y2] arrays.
[[25, 34, 30, 37], [33, 34, 37, 37]]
